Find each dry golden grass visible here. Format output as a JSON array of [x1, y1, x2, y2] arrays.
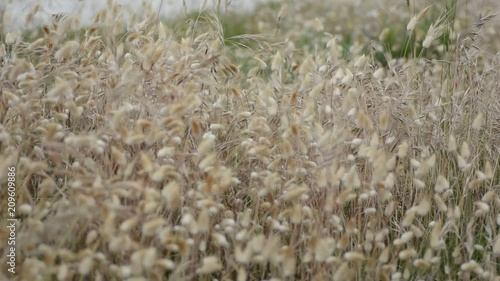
[[1, 0, 500, 280]]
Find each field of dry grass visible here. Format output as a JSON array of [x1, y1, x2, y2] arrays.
[[1, 0, 500, 280]]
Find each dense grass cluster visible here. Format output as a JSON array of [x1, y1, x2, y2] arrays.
[[1, 0, 500, 280]]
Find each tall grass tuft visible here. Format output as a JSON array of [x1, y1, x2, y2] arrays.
[[0, 0, 499, 280]]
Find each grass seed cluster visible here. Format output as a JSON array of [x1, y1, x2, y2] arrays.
[[1, 0, 500, 280]]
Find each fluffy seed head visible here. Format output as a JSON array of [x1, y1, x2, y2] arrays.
[[407, 16, 418, 32], [434, 175, 450, 193], [197, 256, 222, 274]]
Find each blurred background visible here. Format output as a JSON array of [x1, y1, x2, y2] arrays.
[[1, 0, 498, 58], [0, 0, 269, 31]]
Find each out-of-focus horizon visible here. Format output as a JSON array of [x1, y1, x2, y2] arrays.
[[0, 0, 268, 32]]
